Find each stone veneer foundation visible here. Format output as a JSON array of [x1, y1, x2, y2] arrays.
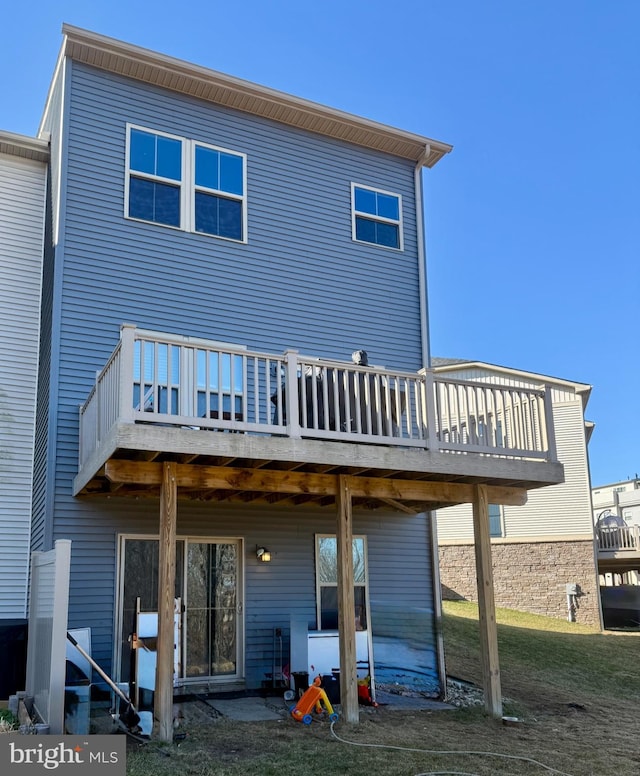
[[439, 539, 601, 627]]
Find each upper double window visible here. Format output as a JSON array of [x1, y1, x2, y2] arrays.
[[351, 183, 403, 250], [126, 125, 247, 242]]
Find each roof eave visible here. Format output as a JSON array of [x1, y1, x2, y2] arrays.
[[60, 24, 452, 165], [0, 130, 49, 163], [432, 359, 592, 396]]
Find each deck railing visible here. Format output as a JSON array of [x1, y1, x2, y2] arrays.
[[430, 375, 555, 460], [597, 525, 640, 553], [78, 325, 558, 471]]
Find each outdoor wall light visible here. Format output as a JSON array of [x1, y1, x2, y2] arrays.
[[256, 546, 272, 562]]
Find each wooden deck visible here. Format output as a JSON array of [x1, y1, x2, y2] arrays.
[[74, 324, 564, 506]]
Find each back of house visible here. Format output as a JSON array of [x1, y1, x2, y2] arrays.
[[31, 26, 457, 701]]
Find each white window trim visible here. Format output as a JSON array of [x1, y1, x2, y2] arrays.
[[351, 182, 404, 251], [125, 124, 247, 243], [315, 533, 369, 632]]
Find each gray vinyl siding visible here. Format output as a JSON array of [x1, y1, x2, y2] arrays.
[[0, 152, 46, 616], [437, 400, 593, 541], [43, 61, 436, 687], [31, 169, 55, 554], [60, 62, 421, 370]]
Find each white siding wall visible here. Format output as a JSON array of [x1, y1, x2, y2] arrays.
[[0, 152, 46, 617], [502, 401, 592, 538], [436, 370, 593, 542]]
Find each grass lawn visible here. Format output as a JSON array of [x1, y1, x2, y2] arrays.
[[121, 603, 640, 775]]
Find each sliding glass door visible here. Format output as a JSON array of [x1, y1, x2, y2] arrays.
[[116, 536, 243, 686]]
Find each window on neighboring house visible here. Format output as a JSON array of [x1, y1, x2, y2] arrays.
[[489, 504, 503, 538], [126, 125, 246, 242], [316, 535, 368, 631], [351, 184, 402, 249]]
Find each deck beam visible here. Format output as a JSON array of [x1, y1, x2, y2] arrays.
[[104, 460, 527, 507]]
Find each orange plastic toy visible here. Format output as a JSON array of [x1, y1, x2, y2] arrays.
[[290, 676, 339, 725]]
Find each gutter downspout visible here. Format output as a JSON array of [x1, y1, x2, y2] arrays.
[[429, 511, 448, 699], [416, 146, 447, 694], [415, 145, 431, 369]]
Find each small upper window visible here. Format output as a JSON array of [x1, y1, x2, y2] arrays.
[[127, 128, 183, 228], [352, 184, 402, 249]]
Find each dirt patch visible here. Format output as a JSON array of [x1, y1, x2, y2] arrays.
[[120, 685, 640, 776]]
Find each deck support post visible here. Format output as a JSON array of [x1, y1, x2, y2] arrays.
[[154, 461, 177, 742], [336, 474, 358, 723], [472, 483, 502, 717]]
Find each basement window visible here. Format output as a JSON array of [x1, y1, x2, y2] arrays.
[[315, 535, 368, 631]]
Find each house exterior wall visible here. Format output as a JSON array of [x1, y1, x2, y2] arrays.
[[35, 56, 440, 689], [54, 498, 436, 690], [43, 58, 426, 537], [59, 62, 422, 367], [0, 148, 46, 617], [435, 366, 600, 625], [439, 539, 600, 625]]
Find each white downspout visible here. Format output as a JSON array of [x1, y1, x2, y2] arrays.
[[416, 145, 447, 695], [415, 145, 431, 369]]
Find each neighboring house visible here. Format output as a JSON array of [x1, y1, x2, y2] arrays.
[[593, 477, 640, 529], [0, 131, 48, 617], [0, 131, 48, 696], [28, 25, 565, 732], [434, 359, 601, 627], [592, 478, 640, 625]]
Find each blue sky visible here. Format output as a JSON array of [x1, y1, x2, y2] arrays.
[[1, 1, 638, 486]]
